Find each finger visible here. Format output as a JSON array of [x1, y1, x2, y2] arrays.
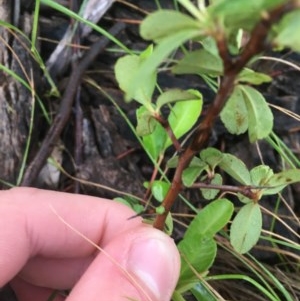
[[0, 187, 142, 286], [17, 255, 95, 289], [10, 277, 65, 301], [67, 227, 180, 301]]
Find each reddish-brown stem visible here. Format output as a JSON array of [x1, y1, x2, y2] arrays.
[[153, 74, 236, 229], [153, 2, 295, 230], [143, 154, 164, 205], [190, 182, 260, 200], [153, 147, 195, 229], [155, 114, 182, 152]]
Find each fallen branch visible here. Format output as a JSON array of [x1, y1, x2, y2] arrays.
[[21, 23, 125, 186]]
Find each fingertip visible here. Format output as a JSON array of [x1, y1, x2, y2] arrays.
[[67, 227, 180, 301], [125, 228, 180, 300]]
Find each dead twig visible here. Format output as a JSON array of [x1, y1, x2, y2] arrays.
[[21, 22, 125, 187]]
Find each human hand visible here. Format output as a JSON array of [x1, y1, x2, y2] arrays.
[[0, 188, 180, 301]]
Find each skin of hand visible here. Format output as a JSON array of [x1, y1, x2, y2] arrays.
[[0, 188, 180, 301]]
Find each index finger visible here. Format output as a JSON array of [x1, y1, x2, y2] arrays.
[[0, 187, 142, 286]]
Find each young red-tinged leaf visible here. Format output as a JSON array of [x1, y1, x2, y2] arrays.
[[156, 89, 202, 110], [220, 85, 248, 135], [172, 49, 223, 76], [140, 10, 201, 42], [240, 85, 273, 142], [164, 98, 203, 150], [230, 202, 262, 254], [219, 153, 251, 185]]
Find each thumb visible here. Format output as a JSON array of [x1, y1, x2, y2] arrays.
[[68, 227, 180, 301]]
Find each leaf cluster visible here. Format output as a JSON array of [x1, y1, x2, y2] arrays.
[[114, 1, 300, 300]]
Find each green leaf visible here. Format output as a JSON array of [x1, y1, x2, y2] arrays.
[[274, 9, 300, 52], [238, 68, 272, 85], [237, 193, 253, 204], [142, 122, 167, 160], [166, 156, 179, 168], [201, 173, 222, 200], [179, 237, 216, 285], [167, 156, 204, 169], [219, 153, 251, 185], [247, 165, 275, 201], [209, 0, 285, 32], [136, 106, 157, 136], [200, 147, 224, 169], [156, 89, 202, 110], [114, 197, 144, 214], [178, 199, 233, 284], [221, 85, 273, 141], [128, 29, 200, 100], [155, 205, 165, 214], [184, 199, 234, 239], [190, 283, 218, 301], [230, 202, 262, 254], [165, 212, 174, 236], [165, 98, 203, 149], [250, 165, 274, 186], [265, 169, 300, 194], [183, 164, 207, 187], [151, 180, 171, 202], [201, 36, 220, 56], [221, 85, 248, 135], [114, 51, 156, 104], [172, 49, 223, 76], [240, 85, 273, 142], [140, 44, 154, 59], [140, 10, 201, 42], [237, 165, 287, 200]]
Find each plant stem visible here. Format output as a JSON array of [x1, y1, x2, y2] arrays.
[[153, 2, 295, 230], [155, 114, 182, 152], [190, 182, 258, 199]]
